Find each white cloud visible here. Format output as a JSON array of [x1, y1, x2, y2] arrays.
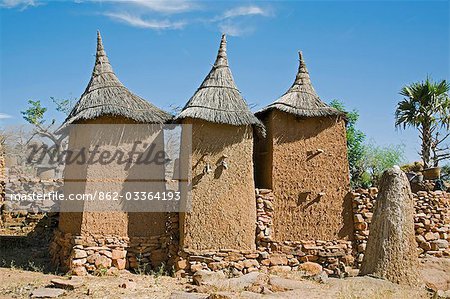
[[218, 22, 254, 37], [104, 12, 186, 29], [126, 0, 196, 14], [220, 5, 270, 20], [213, 5, 272, 35], [92, 0, 196, 14], [0, 113, 13, 119], [0, 0, 39, 9]]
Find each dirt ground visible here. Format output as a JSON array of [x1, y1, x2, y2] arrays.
[[0, 257, 448, 299]]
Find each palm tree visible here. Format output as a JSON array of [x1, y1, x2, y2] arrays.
[[395, 78, 450, 168]]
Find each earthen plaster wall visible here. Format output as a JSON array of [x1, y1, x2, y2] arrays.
[[179, 119, 256, 251], [258, 110, 352, 241], [58, 115, 167, 238]]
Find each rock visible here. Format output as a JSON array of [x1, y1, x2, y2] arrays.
[[416, 235, 427, 244], [299, 262, 322, 276], [72, 258, 87, 266], [87, 253, 100, 264], [269, 255, 288, 266], [425, 232, 439, 241], [314, 271, 329, 283], [193, 270, 226, 286], [112, 258, 126, 270], [360, 168, 421, 286], [288, 258, 300, 266], [436, 290, 450, 299], [31, 288, 65, 298], [269, 276, 304, 290], [169, 292, 209, 299], [208, 292, 235, 299], [260, 259, 270, 266], [269, 266, 291, 272], [107, 267, 119, 276], [111, 249, 126, 260], [223, 252, 244, 262], [259, 252, 269, 259], [73, 249, 87, 259], [432, 240, 449, 249], [357, 243, 366, 252], [420, 241, 432, 251], [51, 277, 84, 290], [209, 261, 228, 271], [95, 255, 112, 269], [354, 214, 364, 223], [72, 266, 88, 276], [354, 222, 368, 231], [190, 263, 204, 273], [99, 250, 112, 258], [369, 187, 378, 196], [176, 259, 188, 270], [342, 255, 355, 266], [228, 272, 269, 290], [243, 259, 259, 268]]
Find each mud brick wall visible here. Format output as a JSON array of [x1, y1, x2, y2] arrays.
[[352, 188, 450, 267]]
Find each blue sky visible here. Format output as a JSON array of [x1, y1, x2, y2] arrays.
[[0, 0, 449, 162]]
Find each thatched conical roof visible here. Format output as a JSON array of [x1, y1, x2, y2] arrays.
[[256, 51, 343, 118], [175, 34, 263, 132], [64, 31, 172, 125]]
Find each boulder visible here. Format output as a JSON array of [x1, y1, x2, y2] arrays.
[[51, 277, 84, 290], [31, 288, 65, 298], [193, 270, 226, 286], [360, 168, 421, 286], [299, 262, 322, 276], [72, 266, 88, 276]]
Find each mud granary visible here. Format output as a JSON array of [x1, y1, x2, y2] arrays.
[[51, 32, 351, 274], [254, 52, 352, 242]]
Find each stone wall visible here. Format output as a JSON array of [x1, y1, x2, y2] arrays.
[[175, 240, 354, 278], [352, 187, 450, 267], [1, 178, 62, 234], [50, 212, 179, 276]]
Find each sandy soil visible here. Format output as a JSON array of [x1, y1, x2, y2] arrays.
[[0, 258, 448, 299]]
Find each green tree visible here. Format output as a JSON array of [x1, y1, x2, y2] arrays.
[[21, 98, 74, 176], [21, 100, 47, 125], [395, 78, 450, 168], [362, 143, 405, 186], [330, 100, 366, 187]]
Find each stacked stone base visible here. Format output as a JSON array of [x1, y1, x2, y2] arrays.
[[50, 231, 130, 276], [50, 213, 179, 276], [175, 239, 353, 278]]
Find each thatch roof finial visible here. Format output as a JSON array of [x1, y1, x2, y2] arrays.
[[290, 50, 312, 92], [175, 34, 264, 133], [63, 32, 172, 125], [256, 51, 344, 118], [214, 34, 228, 67]]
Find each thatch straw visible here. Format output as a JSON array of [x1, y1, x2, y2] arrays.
[[256, 51, 344, 118], [175, 34, 264, 134], [64, 31, 172, 125]]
